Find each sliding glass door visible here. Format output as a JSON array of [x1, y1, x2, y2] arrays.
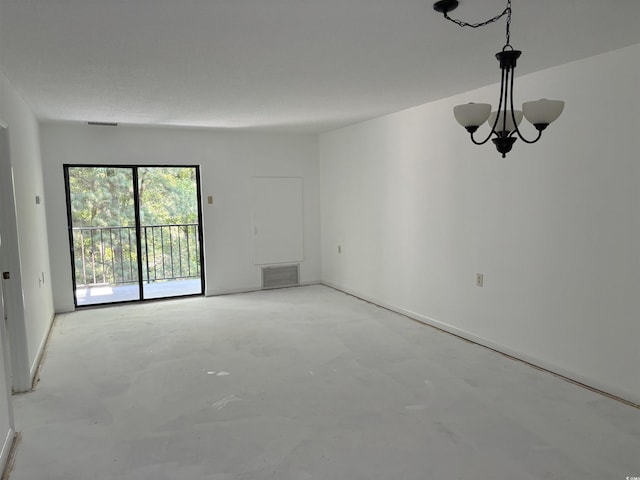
[[66, 167, 140, 304], [138, 167, 202, 300], [65, 165, 204, 307]]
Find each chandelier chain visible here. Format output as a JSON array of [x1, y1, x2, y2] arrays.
[[443, 0, 512, 45], [505, 0, 512, 45]]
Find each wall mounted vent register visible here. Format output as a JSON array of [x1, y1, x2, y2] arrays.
[[262, 265, 300, 289], [433, 0, 564, 157]]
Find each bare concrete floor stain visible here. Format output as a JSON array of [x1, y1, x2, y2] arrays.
[[10, 285, 640, 479]]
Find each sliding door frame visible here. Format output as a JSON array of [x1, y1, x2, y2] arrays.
[[63, 164, 205, 307]]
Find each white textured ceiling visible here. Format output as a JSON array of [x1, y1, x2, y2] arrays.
[[1, 0, 640, 133]]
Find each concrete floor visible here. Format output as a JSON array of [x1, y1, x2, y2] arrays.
[[10, 285, 640, 479]]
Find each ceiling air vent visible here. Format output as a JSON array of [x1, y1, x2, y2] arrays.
[[261, 264, 299, 290]]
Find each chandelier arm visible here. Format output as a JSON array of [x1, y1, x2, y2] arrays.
[[469, 131, 492, 146], [491, 64, 509, 135], [507, 68, 544, 144], [469, 66, 508, 145], [501, 67, 511, 134], [512, 123, 543, 143], [489, 66, 508, 135]]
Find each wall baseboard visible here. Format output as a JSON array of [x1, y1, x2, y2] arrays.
[[205, 286, 262, 297], [205, 280, 320, 297], [0, 429, 16, 480], [54, 305, 75, 314], [322, 281, 640, 408], [27, 313, 56, 392]]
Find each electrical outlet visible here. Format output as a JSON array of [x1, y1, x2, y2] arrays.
[[207, 196, 213, 205], [476, 273, 484, 287], [338, 245, 342, 254]]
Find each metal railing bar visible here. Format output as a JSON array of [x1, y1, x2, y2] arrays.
[[169, 226, 174, 279], [91, 231, 97, 284], [160, 227, 165, 280], [99, 229, 106, 284], [178, 226, 183, 277], [144, 226, 150, 284], [109, 229, 116, 283], [118, 228, 125, 283], [186, 225, 191, 277], [80, 229, 87, 285], [128, 228, 134, 282]]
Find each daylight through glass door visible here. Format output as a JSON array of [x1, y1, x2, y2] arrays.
[[65, 166, 204, 306]]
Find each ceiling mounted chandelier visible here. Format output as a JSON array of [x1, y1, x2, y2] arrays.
[[433, 0, 564, 158]]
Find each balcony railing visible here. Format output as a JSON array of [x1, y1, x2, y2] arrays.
[[72, 224, 201, 287]]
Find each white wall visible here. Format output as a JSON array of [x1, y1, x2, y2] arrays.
[[40, 124, 321, 312], [319, 43, 640, 405], [0, 72, 55, 392]]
